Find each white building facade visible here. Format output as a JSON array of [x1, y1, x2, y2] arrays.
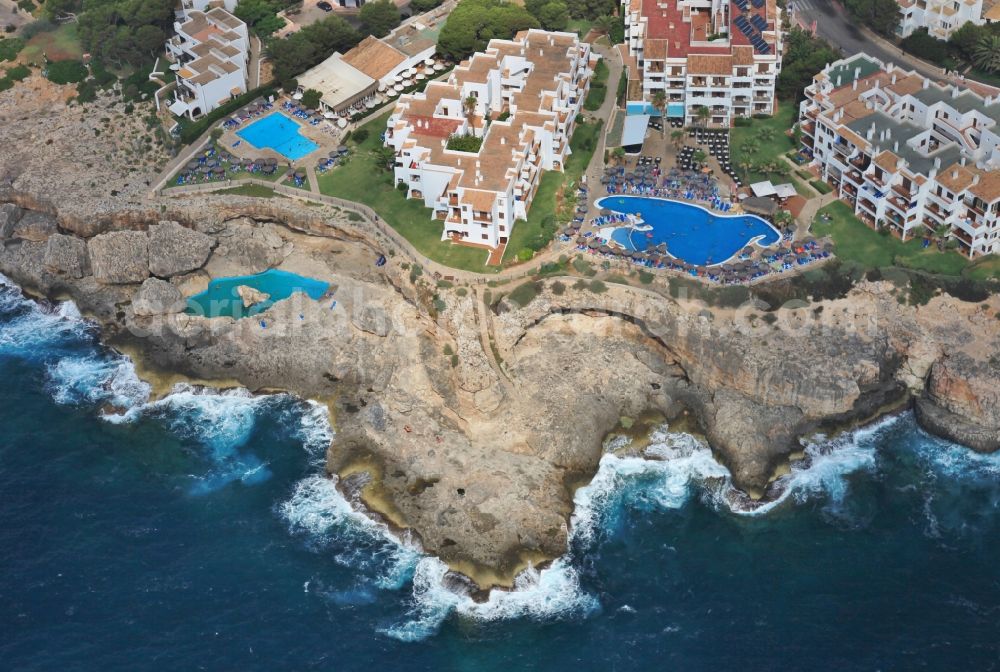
[[800, 53, 1000, 258], [896, 0, 984, 39], [165, 6, 249, 120], [620, 0, 783, 127], [386, 30, 595, 249]]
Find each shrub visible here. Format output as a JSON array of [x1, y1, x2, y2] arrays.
[[300, 88, 322, 109], [733, 117, 751, 127], [5, 64, 29, 81], [46, 60, 88, 85], [455, 287, 468, 297], [0, 37, 24, 62], [397, 181, 408, 192], [810, 179, 832, 194], [446, 133, 483, 152], [351, 128, 369, 144], [638, 270, 654, 284], [516, 248, 534, 262], [550, 280, 566, 295], [20, 19, 55, 40], [75, 79, 98, 103], [508, 280, 541, 307], [589, 279, 608, 293], [450, 353, 459, 367]]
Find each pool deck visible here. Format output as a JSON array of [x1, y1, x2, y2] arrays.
[[218, 100, 346, 170]]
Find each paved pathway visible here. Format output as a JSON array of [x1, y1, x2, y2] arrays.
[[582, 43, 624, 212], [305, 164, 321, 195]]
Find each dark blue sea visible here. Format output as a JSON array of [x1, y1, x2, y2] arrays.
[[2, 276, 999, 671]]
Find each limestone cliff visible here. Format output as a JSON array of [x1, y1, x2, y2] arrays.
[[1, 195, 998, 592]]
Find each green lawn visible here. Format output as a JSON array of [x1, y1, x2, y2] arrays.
[[213, 184, 283, 198], [316, 113, 495, 272], [730, 104, 799, 185], [583, 60, 609, 112], [502, 119, 603, 265], [20, 24, 83, 66], [966, 256, 1000, 281], [811, 201, 971, 275]]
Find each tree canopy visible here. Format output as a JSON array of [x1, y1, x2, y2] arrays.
[[359, 0, 402, 38], [524, 0, 569, 31], [775, 27, 839, 102], [410, 0, 443, 11], [843, 0, 900, 37], [567, 0, 616, 20], [300, 88, 322, 109], [267, 15, 362, 88], [437, 0, 539, 61], [234, 0, 290, 38], [899, 28, 949, 65], [73, 0, 176, 68]]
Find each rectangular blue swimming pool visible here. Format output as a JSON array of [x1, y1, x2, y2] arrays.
[[236, 113, 319, 161]]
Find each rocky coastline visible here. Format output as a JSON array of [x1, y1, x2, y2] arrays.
[[1, 189, 999, 592]]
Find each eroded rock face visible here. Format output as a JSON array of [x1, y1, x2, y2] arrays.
[[44, 233, 90, 278], [132, 277, 184, 316], [148, 221, 214, 278], [0, 203, 24, 238], [2, 197, 999, 593], [88, 231, 149, 284]]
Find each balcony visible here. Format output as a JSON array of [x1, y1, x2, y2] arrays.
[[844, 169, 863, 184], [801, 121, 815, 136], [849, 154, 869, 170], [892, 184, 914, 200]]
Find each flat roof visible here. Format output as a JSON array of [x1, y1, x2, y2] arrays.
[[298, 53, 375, 109]]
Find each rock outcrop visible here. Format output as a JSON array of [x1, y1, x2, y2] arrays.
[[148, 221, 214, 278], [236, 285, 269, 308], [132, 277, 184, 316], [1, 195, 998, 593], [44, 233, 90, 278], [88, 231, 149, 284]]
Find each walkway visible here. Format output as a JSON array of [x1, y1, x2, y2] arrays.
[[582, 42, 624, 215], [305, 164, 321, 195], [474, 287, 514, 392]]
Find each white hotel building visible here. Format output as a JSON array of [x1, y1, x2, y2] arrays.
[[385, 29, 595, 250], [619, 0, 783, 128], [165, 5, 250, 120], [800, 53, 1000, 258], [896, 0, 984, 39]]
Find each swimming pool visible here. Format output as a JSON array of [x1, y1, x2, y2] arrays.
[[596, 196, 781, 266], [236, 113, 319, 161], [186, 269, 331, 319]]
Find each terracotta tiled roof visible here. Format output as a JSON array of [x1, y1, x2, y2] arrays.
[[342, 36, 407, 81], [968, 170, 1000, 202], [874, 150, 899, 173], [687, 54, 732, 75], [937, 163, 976, 193]]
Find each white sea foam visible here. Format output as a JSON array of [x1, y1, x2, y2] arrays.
[[295, 400, 334, 462], [0, 276, 91, 351], [381, 556, 599, 642], [46, 354, 151, 410]]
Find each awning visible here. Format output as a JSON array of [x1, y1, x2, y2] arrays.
[[168, 99, 189, 116], [774, 183, 797, 199], [743, 197, 779, 216], [750, 180, 776, 197], [621, 114, 650, 147]]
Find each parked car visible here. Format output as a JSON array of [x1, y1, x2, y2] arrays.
[[317, 1, 333, 11]]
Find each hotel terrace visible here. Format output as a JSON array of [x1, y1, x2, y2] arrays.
[[164, 6, 249, 120], [800, 54, 1000, 258], [619, 0, 783, 127], [385, 29, 595, 250]]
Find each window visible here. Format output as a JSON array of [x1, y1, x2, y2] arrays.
[[482, 234, 488, 240]]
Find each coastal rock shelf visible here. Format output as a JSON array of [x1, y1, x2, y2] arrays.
[[0, 194, 998, 593]]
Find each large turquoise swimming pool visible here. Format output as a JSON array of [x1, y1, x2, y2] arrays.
[[598, 196, 781, 266], [236, 112, 319, 161], [186, 269, 331, 319]]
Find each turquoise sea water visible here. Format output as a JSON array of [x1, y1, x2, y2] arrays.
[[2, 275, 1000, 670], [236, 113, 320, 161], [599, 196, 781, 266], [186, 269, 331, 319]]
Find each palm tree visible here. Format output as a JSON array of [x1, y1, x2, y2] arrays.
[[740, 140, 759, 157], [692, 148, 707, 168], [738, 159, 754, 181], [773, 210, 795, 230], [670, 129, 684, 150], [694, 105, 710, 128], [757, 126, 776, 143], [973, 35, 1000, 73], [462, 95, 478, 133], [594, 14, 616, 35], [652, 91, 667, 136]]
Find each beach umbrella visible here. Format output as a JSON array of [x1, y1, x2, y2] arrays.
[[377, 82, 388, 92], [599, 245, 611, 254], [337, 118, 348, 128], [186, 160, 199, 170], [402, 79, 414, 87], [424, 57, 435, 66], [600, 208, 612, 216], [263, 164, 276, 174], [323, 111, 336, 119], [212, 166, 225, 174], [266, 157, 279, 166], [433, 63, 445, 71], [404, 68, 416, 77], [394, 84, 404, 92], [741, 246, 753, 255], [198, 165, 211, 173], [588, 239, 601, 249], [576, 236, 587, 245], [394, 74, 404, 83], [294, 170, 306, 179], [416, 73, 426, 80], [337, 144, 349, 154], [823, 242, 835, 252], [292, 92, 303, 100]]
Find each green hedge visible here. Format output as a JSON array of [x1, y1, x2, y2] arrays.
[[178, 85, 277, 144], [0, 37, 24, 62], [810, 179, 833, 194], [46, 60, 88, 85]]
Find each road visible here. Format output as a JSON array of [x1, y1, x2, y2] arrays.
[[790, 0, 943, 80]]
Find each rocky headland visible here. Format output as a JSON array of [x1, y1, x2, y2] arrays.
[[1, 186, 998, 592]]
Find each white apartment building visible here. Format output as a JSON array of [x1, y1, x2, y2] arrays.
[[896, 0, 983, 39], [619, 0, 782, 127], [800, 53, 1000, 258], [180, 0, 239, 12], [165, 6, 250, 120], [385, 29, 595, 250]]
